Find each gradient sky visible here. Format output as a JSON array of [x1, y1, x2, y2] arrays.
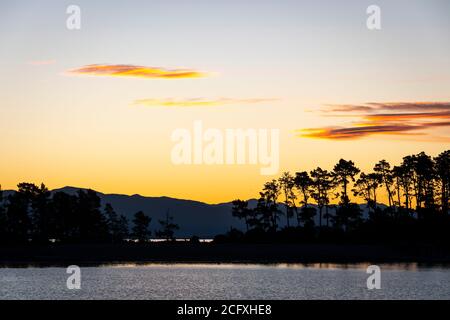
[[1, 0, 449, 203]]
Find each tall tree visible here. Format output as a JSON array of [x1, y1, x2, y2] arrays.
[[367, 173, 382, 210], [156, 211, 179, 241], [104, 203, 128, 243], [118, 215, 129, 240], [231, 200, 251, 231], [353, 172, 381, 214], [409, 152, 436, 212], [15, 183, 51, 243], [310, 167, 332, 228], [400, 155, 416, 210], [333, 159, 360, 206], [392, 166, 405, 209], [435, 150, 450, 214], [253, 197, 273, 232], [295, 171, 313, 208], [51, 191, 78, 242], [76, 189, 109, 242], [294, 171, 314, 227], [374, 160, 395, 208], [333, 159, 361, 231], [132, 211, 151, 242], [5, 190, 31, 244], [353, 173, 373, 213], [260, 180, 281, 230], [278, 172, 296, 228]]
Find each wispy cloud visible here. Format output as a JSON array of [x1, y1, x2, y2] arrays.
[[299, 102, 450, 140], [321, 104, 374, 113], [363, 111, 450, 122], [67, 64, 209, 79], [298, 123, 450, 140], [322, 102, 450, 113], [133, 98, 279, 107]]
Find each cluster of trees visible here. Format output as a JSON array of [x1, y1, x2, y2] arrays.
[[0, 183, 179, 245], [225, 151, 450, 244]]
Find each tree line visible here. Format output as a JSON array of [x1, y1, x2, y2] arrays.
[[1, 150, 448, 246], [221, 150, 450, 244], [0, 184, 179, 244]]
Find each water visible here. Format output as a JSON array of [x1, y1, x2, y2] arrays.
[[1, 263, 449, 300]]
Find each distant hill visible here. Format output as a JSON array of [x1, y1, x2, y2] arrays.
[[51, 187, 249, 237], [1, 187, 245, 237], [1, 187, 384, 237]]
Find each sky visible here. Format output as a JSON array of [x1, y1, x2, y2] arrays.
[[0, 0, 449, 203]]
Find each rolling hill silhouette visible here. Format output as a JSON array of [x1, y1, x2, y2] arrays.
[[1, 186, 382, 237], [53, 187, 246, 237]]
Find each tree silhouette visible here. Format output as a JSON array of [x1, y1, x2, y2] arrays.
[[105, 203, 129, 243], [392, 165, 406, 209], [294, 171, 313, 226], [333, 159, 360, 206], [333, 203, 362, 232], [5, 186, 32, 243], [253, 197, 274, 232], [118, 215, 129, 240], [51, 191, 78, 242], [260, 180, 281, 230], [156, 211, 179, 241], [310, 167, 332, 228], [435, 150, 450, 214], [76, 189, 109, 242], [1, 149, 450, 247], [132, 211, 151, 243], [399, 155, 416, 210], [331, 160, 361, 231], [414, 152, 436, 211], [0, 185, 133, 245], [353, 172, 381, 214], [13, 183, 51, 243], [393, 165, 405, 209], [299, 206, 316, 229], [374, 160, 395, 209], [231, 200, 251, 231], [278, 172, 296, 228]]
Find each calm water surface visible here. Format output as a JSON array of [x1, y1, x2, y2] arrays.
[[1, 263, 449, 300]]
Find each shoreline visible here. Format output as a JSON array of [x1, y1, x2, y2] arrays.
[[2, 243, 450, 267]]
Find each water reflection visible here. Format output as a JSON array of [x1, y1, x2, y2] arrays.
[[99, 262, 450, 271], [1, 263, 450, 299], [2, 261, 450, 271]]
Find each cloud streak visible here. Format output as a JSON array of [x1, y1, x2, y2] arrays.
[[323, 102, 450, 113], [67, 64, 208, 79], [133, 98, 279, 107], [364, 111, 450, 122], [299, 102, 450, 140]]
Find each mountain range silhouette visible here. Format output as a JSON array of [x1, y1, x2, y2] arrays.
[[1, 186, 382, 237]]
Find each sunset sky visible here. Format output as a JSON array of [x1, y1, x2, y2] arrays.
[[1, 0, 449, 203]]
